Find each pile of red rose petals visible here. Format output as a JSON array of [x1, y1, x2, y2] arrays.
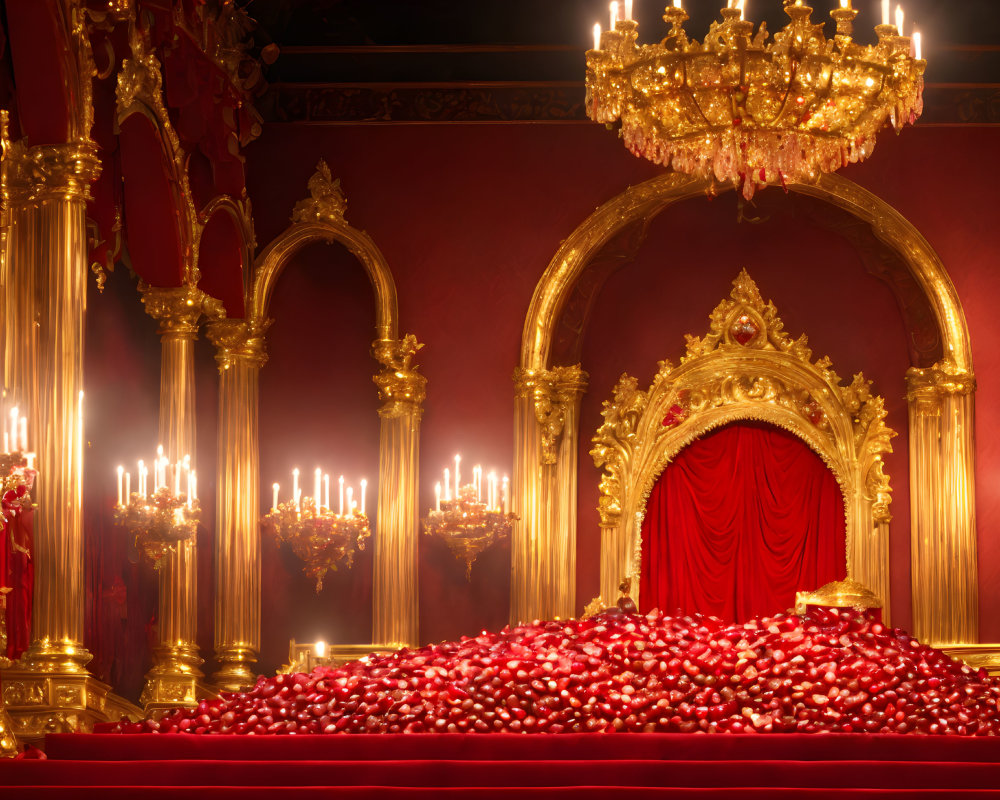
[[105, 606, 1000, 736]]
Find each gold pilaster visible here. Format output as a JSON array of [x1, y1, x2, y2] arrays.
[[372, 335, 425, 648], [207, 318, 268, 691], [511, 365, 587, 624], [907, 361, 978, 646], [139, 285, 222, 709]]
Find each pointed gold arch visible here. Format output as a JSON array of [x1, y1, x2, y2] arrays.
[[513, 173, 977, 648], [590, 270, 895, 617]]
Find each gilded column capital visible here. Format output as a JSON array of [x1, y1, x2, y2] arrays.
[[373, 334, 426, 418], [141, 284, 225, 339], [513, 364, 589, 465], [906, 360, 976, 413], [6, 140, 102, 205], [206, 318, 270, 370]]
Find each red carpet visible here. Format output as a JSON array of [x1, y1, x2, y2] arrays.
[[2, 733, 1000, 797]]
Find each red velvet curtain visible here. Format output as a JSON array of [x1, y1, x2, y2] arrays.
[[639, 422, 846, 622]]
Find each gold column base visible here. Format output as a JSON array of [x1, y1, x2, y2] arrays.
[[0, 666, 142, 744], [17, 638, 94, 675], [140, 643, 214, 712], [212, 645, 257, 693]]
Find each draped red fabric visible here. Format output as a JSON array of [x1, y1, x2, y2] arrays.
[[2, 509, 33, 659], [639, 422, 846, 622]]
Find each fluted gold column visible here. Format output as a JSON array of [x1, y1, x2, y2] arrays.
[[372, 336, 425, 648], [139, 286, 222, 709], [907, 361, 978, 646], [511, 365, 587, 624], [207, 319, 267, 691]]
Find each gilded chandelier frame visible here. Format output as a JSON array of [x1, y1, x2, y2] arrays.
[[513, 172, 977, 647], [590, 270, 895, 619]]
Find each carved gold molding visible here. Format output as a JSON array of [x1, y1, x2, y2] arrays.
[[590, 271, 896, 615], [373, 334, 426, 418], [513, 365, 588, 465], [290, 160, 347, 225], [141, 283, 225, 336], [207, 318, 270, 371]]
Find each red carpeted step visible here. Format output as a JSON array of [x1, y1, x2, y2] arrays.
[[43, 732, 1000, 763], [3, 758, 1000, 789]]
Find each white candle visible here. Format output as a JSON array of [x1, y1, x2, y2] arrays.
[[360, 479, 367, 515], [25, 452, 34, 470], [474, 466, 482, 502], [839, 0, 849, 7], [895, 4, 903, 33], [117, 465, 124, 506], [292, 468, 300, 506], [324, 474, 330, 511], [488, 472, 497, 510], [435, 481, 441, 512], [881, 0, 890, 25], [346, 486, 354, 516], [339, 475, 345, 515], [156, 446, 165, 490], [592, 22, 601, 50], [314, 468, 322, 513], [502, 475, 509, 514], [738, 0, 746, 19], [315, 640, 326, 659], [609, 1, 618, 30], [272, 482, 279, 512], [913, 30, 921, 59], [624, 0, 632, 21], [444, 468, 451, 502], [673, 0, 681, 8], [125, 470, 130, 501], [18, 417, 26, 452], [454, 454, 461, 497], [138, 460, 145, 497]]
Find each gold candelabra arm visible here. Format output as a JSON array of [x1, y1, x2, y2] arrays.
[[113, 489, 201, 566], [422, 490, 517, 581]]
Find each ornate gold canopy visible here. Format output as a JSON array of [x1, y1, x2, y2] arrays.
[[590, 269, 896, 619]]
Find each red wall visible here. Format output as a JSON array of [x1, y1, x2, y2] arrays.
[[82, 120, 1000, 700]]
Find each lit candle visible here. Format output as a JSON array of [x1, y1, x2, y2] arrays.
[[592, 22, 601, 51], [125, 470, 130, 501], [609, 1, 618, 30], [360, 478, 367, 515], [502, 475, 509, 514], [324, 474, 330, 511], [346, 486, 354, 516], [314, 467, 322, 513], [138, 460, 146, 497], [488, 471, 497, 510], [272, 482, 279, 512], [673, 0, 681, 7], [435, 481, 441, 511], [187, 469, 194, 508], [739, 0, 746, 19], [444, 468, 451, 502], [454, 454, 461, 498], [315, 640, 326, 659], [25, 452, 34, 471], [339, 475, 345, 515], [881, 0, 889, 25], [624, 0, 632, 21], [18, 416, 26, 452], [840, 0, 850, 7], [117, 465, 124, 506], [913, 30, 921, 59], [292, 468, 300, 507], [156, 445, 165, 490], [473, 465, 482, 502], [895, 4, 903, 33]]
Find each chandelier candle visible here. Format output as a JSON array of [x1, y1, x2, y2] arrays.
[[586, 0, 925, 199]]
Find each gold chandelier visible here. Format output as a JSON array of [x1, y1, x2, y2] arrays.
[[586, 0, 925, 198]]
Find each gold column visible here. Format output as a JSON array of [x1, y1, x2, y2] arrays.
[[206, 319, 268, 691], [907, 361, 978, 646], [511, 365, 587, 624], [372, 335, 425, 648], [139, 285, 222, 709]]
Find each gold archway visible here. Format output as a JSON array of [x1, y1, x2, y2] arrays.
[[206, 162, 424, 690], [514, 172, 977, 647], [590, 270, 895, 618]]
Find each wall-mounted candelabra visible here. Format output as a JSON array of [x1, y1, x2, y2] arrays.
[[422, 455, 516, 579], [1, 402, 35, 537], [262, 468, 371, 591], [113, 446, 200, 566]]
